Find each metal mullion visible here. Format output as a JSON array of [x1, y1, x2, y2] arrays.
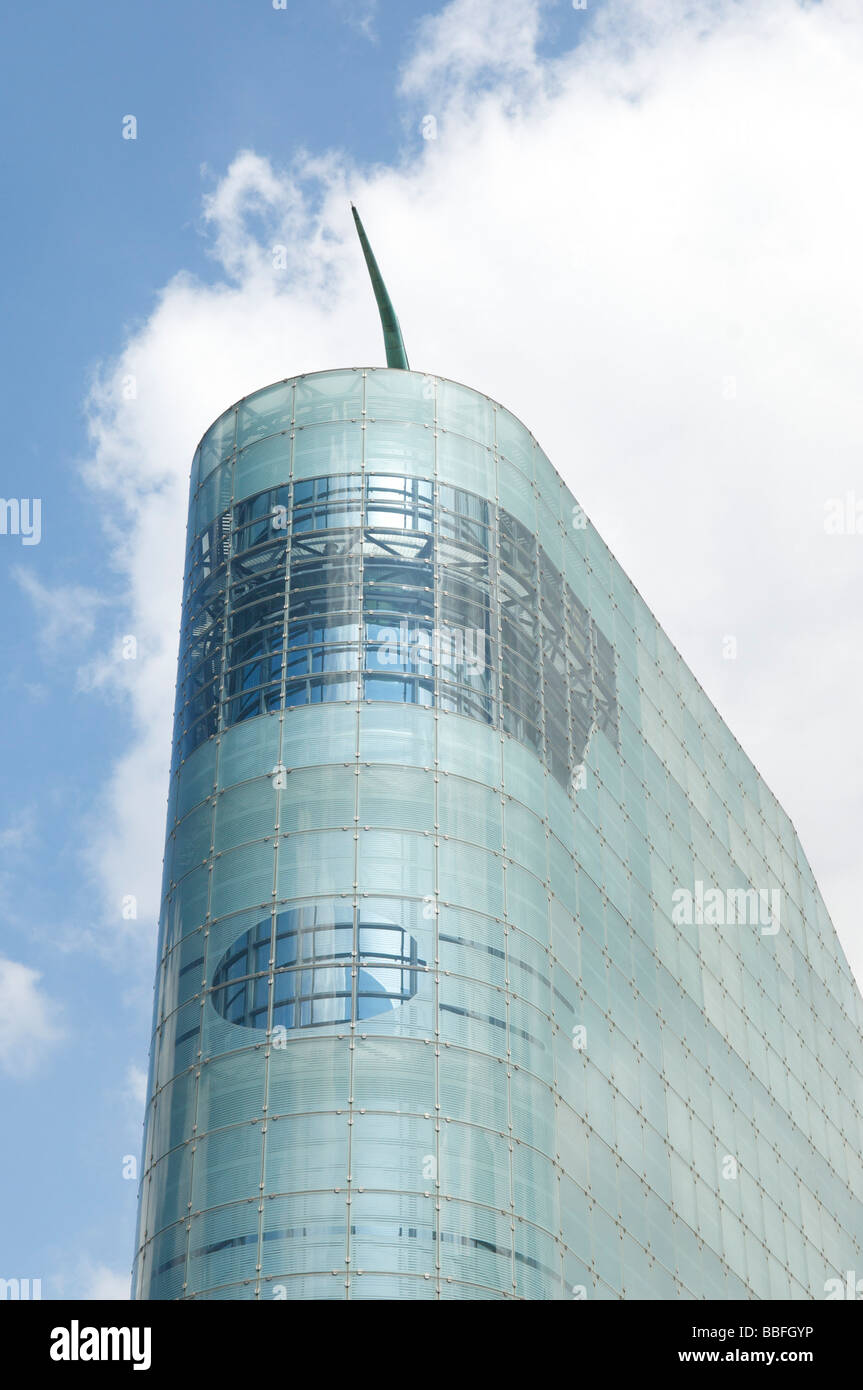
[[432, 374, 442, 1298], [179, 429, 237, 1301], [492, 457, 517, 1298], [214, 461, 240, 745], [256, 423, 293, 1299], [344, 375, 367, 1300]]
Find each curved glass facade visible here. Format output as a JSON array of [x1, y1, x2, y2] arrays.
[[134, 369, 863, 1300]]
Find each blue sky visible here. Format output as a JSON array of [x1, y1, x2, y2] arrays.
[[1, 0, 861, 1298]]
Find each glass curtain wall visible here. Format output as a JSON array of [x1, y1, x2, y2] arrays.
[[133, 369, 863, 1301]]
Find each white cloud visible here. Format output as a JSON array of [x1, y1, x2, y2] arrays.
[[0, 810, 35, 852], [335, 0, 380, 44], [14, 571, 110, 658], [84, 1266, 130, 1300], [75, 1261, 131, 1300], [50, 1257, 132, 1300], [0, 957, 64, 1078], [82, 0, 863, 991], [124, 1063, 148, 1111], [400, 0, 545, 98]]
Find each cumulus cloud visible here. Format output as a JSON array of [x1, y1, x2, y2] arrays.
[[0, 957, 64, 1078], [83, 1265, 131, 1300], [399, 0, 546, 98], [58, 1260, 131, 1301], [335, 0, 380, 44], [51, 1258, 131, 1300], [81, 0, 863, 986], [0, 811, 36, 852], [14, 571, 110, 659], [124, 1063, 148, 1111]]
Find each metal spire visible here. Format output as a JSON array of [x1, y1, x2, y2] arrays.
[[351, 203, 410, 370]]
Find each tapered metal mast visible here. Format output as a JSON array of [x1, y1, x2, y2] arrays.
[[351, 203, 410, 370]]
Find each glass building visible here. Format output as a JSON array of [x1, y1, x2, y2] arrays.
[[133, 229, 863, 1302]]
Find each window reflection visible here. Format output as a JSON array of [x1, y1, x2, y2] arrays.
[[209, 904, 425, 1031], [174, 470, 619, 790]]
